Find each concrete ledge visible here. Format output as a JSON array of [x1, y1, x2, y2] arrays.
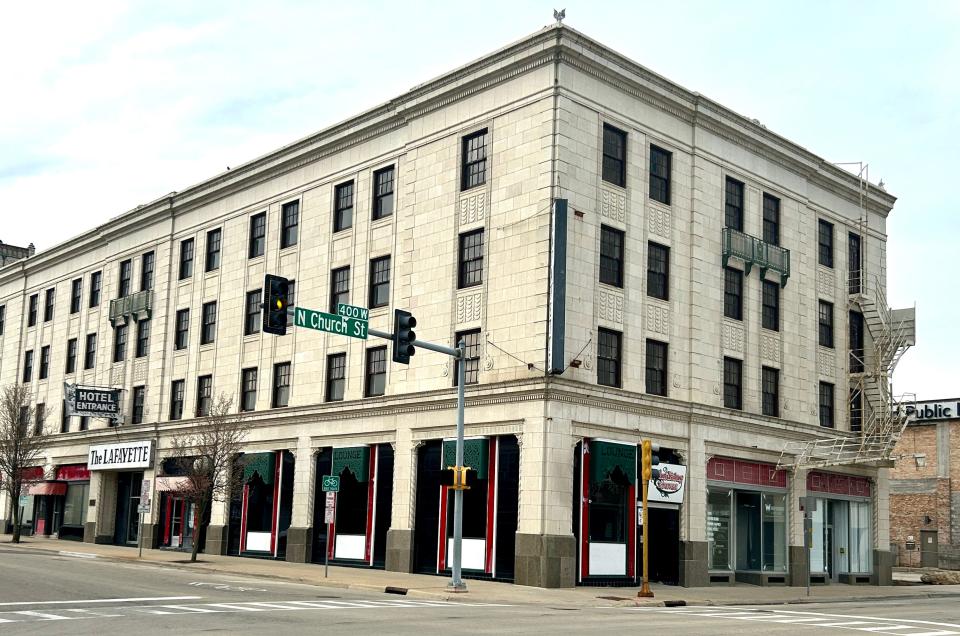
[[285, 527, 312, 563], [514, 533, 575, 588], [385, 528, 413, 573], [204, 524, 228, 556], [679, 541, 708, 587]]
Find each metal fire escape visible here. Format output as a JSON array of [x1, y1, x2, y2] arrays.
[[778, 164, 916, 470]]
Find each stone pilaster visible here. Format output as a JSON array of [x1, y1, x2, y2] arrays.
[[286, 440, 315, 563]]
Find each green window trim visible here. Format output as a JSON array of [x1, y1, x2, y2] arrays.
[[241, 452, 276, 485], [589, 440, 637, 485], [332, 446, 370, 482], [442, 438, 489, 479]]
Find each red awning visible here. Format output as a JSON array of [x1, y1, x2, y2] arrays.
[[26, 482, 67, 496], [156, 476, 190, 492]]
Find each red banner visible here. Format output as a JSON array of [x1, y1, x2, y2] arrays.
[[807, 471, 871, 497], [707, 457, 786, 488], [56, 464, 90, 481]]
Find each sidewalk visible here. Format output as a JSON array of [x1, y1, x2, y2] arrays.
[[5, 535, 960, 608]]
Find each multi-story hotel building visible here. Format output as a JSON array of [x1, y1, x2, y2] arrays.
[[0, 25, 913, 587]]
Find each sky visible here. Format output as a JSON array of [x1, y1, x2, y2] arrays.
[[1, 1, 957, 399]]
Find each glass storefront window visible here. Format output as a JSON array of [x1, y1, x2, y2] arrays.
[[709, 487, 788, 572], [762, 492, 787, 572], [849, 501, 871, 573], [707, 488, 731, 569], [736, 492, 762, 570], [63, 483, 89, 526], [810, 503, 826, 573], [589, 477, 628, 543]]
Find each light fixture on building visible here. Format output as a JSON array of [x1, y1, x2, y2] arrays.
[[914, 453, 927, 468], [569, 359, 582, 369]]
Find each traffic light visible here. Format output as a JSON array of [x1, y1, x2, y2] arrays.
[[392, 308, 417, 364], [641, 439, 660, 482], [438, 466, 475, 490], [263, 274, 290, 336], [440, 466, 456, 487]]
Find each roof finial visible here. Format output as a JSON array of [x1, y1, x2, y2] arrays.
[[553, 8, 566, 25]]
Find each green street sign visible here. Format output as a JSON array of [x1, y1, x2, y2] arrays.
[[337, 303, 369, 321], [18, 495, 29, 507], [322, 475, 340, 492], [295, 307, 367, 340]]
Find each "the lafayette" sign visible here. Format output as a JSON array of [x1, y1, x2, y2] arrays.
[[65, 383, 121, 420], [88, 440, 153, 471]]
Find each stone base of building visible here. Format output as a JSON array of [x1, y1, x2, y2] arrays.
[[94, 534, 113, 545], [734, 571, 789, 585], [83, 522, 96, 543], [285, 527, 312, 563], [385, 529, 414, 573], [678, 541, 708, 587], [514, 533, 575, 588], [141, 523, 158, 550], [873, 549, 893, 585], [939, 546, 960, 570], [204, 524, 228, 555], [789, 545, 808, 586], [838, 572, 874, 584]]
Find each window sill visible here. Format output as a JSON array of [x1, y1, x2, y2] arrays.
[[247, 255, 265, 264], [243, 333, 260, 341], [370, 215, 393, 226], [173, 349, 188, 356], [647, 197, 672, 209], [760, 327, 780, 334], [204, 269, 219, 277], [279, 245, 298, 254], [459, 183, 486, 195], [600, 180, 626, 192]]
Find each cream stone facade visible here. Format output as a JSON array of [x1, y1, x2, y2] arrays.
[[0, 25, 903, 587]]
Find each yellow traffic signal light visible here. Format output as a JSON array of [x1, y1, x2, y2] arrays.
[[641, 439, 660, 481]]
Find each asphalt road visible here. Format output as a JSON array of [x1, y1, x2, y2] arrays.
[[2, 546, 960, 635]]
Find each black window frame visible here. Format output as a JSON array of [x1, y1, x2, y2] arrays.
[[848, 231, 862, 294], [330, 267, 350, 314], [762, 280, 780, 331], [458, 229, 484, 289], [43, 288, 55, 322], [364, 346, 387, 397], [648, 144, 671, 205], [113, 324, 127, 363], [818, 219, 834, 268], [89, 271, 102, 308], [372, 166, 395, 221], [205, 228, 222, 272], [179, 238, 195, 280], [723, 267, 743, 320], [241, 368, 258, 412], [723, 357, 743, 410], [201, 301, 217, 345], [369, 256, 391, 308], [174, 308, 190, 351], [280, 200, 299, 249], [762, 366, 780, 417], [118, 259, 132, 298], [245, 289, 262, 336], [597, 327, 622, 388], [818, 300, 834, 348], [646, 242, 670, 301], [645, 339, 668, 397], [28, 294, 38, 327], [70, 278, 82, 314], [725, 176, 744, 231], [141, 251, 155, 291], [334, 180, 354, 232], [65, 338, 77, 374], [849, 309, 865, 373], [35, 404, 44, 436], [819, 382, 835, 429], [132, 386, 145, 425], [196, 375, 213, 417], [272, 362, 291, 408], [850, 388, 863, 432], [601, 124, 627, 188], [0, 304, 5, 335], [454, 329, 481, 386], [599, 225, 625, 288], [325, 353, 346, 402], [762, 193, 780, 246], [23, 349, 33, 383], [84, 333, 97, 370], [61, 400, 70, 433], [249, 212, 266, 259], [461, 129, 489, 191], [170, 379, 185, 421], [136, 319, 150, 358], [39, 345, 50, 380]]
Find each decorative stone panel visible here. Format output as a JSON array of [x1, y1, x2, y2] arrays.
[[110, 364, 124, 386], [133, 360, 147, 383], [600, 188, 626, 224], [818, 348, 836, 377], [722, 320, 744, 353], [597, 288, 624, 325], [645, 303, 670, 335], [456, 290, 482, 324], [459, 191, 486, 226], [760, 333, 781, 364], [818, 266, 835, 298], [647, 205, 672, 240]]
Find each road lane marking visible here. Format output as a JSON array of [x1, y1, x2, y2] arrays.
[[57, 551, 98, 559], [0, 596, 202, 606], [11, 611, 70, 620]]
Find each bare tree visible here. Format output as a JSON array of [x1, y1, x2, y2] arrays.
[[167, 394, 250, 562], [0, 384, 49, 543]]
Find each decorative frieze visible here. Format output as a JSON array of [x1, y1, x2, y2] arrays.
[[133, 360, 147, 383], [761, 333, 781, 364], [818, 348, 836, 377], [818, 266, 835, 298], [110, 364, 124, 387], [599, 187, 626, 224], [459, 191, 486, 226], [647, 205, 672, 240], [722, 320, 744, 353], [645, 303, 670, 335], [597, 288, 624, 325], [456, 290, 482, 324]]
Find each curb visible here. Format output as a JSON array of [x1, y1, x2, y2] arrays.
[[633, 591, 960, 608]]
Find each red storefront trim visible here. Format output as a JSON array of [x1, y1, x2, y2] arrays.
[[484, 438, 497, 574], [580, 440, 590, 580], [807, 471, 871, 497], [56, 464, 90, 481], [364, 446, 377, 564], [239, 484, 249, 552], [437, 485, 449, 571], [269, 451, 281, 555], [707, 457, 786, 488], [627, 481, 636, 579], [164, 495, 173, 545], [21, 466, 44, 481]]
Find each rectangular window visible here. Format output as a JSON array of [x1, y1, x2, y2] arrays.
[[762, 280, 780, 331], [369, 256, 391, 308], [280, 200, 299, 248], [364, 346, 387, 397], [601, 124, 627, 187], [249, 212, 266, 258], [723, 357, 742, 410], [89, 271, 102, 308], [241, 368, 257, 412], [61, 400, 70, 433], [458, 229, 484, 289], [0, 304, 4, 335], [725, 177, 744, 231], [334, 181, 354, 232], [179, 238, 194, 280], [79, 416, 89, 431], [39, 345, 50, 380], [454, 329, 481, 386], [23, 350, 33, 383], [818, 300, 834, 348], [272, 362, 291, 408], [135, 320, 150, 358], [723, 267, 743, 320], [326, 353, 346, 402], [84, 333, 97, 370], [329, 267, 350, 314], [170, 379, 185, 421], [848, 232, 862, 294], [645, 339, 668, 396], [43, 288, 55, 322], [65, 338, 77, 374], [849, 310, 864, 373], [28, 294, 37, 327], [118, 260, 132, 298], [597, 327, 622, 388], [461, 129, 489, 190], [196, 375, 212, 417], [819, 382, 835, 428], [35, 404, 44, 436], [245, 289, 262, 335], [70, 278, 82, 314], [372, 166, 395, 220], [646, 242, 670, 301], [201, 301, 217, 345], [818, 219, 834, 267], [206, 228, 222, 272], [172, 308, 189, 350], [762, 366, 779, 417], [132, 386, 145, 425], [140, 251, 155, 291], [762, 193, 780, 246], [599, 225, 625, 288], [648, 144, 671, 205], [850, 388, 863, 432], [113, 324, 127, 362]]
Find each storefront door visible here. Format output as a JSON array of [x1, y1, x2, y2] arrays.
[[113, 471, 143, 546]]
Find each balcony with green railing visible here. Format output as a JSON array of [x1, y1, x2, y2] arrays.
[[109, 290, 153, 326], [721, 227, 790, 287]]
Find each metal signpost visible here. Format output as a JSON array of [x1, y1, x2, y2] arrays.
[[322, 476, 340, 578], [800, 496, 816, 597], [138, 479, 152, 558]]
